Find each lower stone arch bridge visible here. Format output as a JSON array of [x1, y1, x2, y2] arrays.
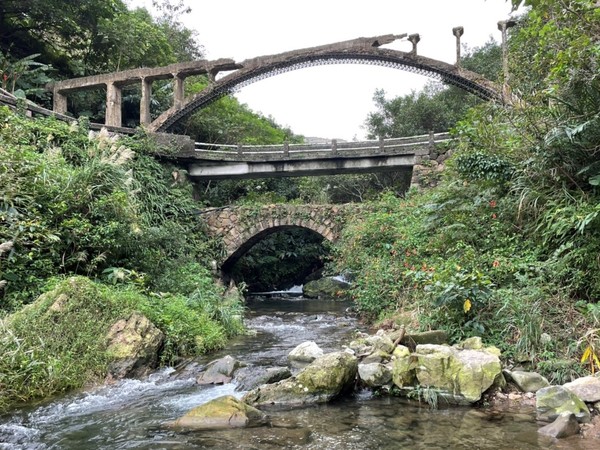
[[202, 204, 359, 269]]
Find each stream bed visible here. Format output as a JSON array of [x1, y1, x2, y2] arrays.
[[0, 296, 594, 449]]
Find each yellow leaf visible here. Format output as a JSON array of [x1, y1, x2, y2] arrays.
[[593, 352, 600, 369], [581, 346, 592, 363], [463, 299, 472, 313]]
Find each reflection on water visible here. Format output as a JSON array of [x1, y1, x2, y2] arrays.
[[0, 297, 594, 449]]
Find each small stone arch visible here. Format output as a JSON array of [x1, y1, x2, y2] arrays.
[[201, 204, 348, 268]]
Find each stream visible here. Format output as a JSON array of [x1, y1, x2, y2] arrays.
[[0, 295, 594, 449]]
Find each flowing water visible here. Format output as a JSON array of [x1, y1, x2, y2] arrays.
[[0, 296, 594, 449]]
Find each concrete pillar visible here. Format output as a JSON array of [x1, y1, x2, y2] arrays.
[[331, 139, 338, 155], [140, 77, 152, 126], [452, 26, 464, 67], [283, 141, 289, 157], [408, 34, 421, 55], [378, 136, 385, 153], [428, 130, 435, 153], [106, 81, 122, 127], [237, 144, 243, 155], [53, 89, 68, 114], [173, 74, 185, 109], [498, 20, 516, 102]]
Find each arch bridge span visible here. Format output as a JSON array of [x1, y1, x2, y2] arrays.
[[46, 33, 507, 132]]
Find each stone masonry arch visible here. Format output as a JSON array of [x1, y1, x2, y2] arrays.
[[202, 204, 349, 269]]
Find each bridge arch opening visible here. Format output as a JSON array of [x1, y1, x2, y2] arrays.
[[222, 226, 331, 293]]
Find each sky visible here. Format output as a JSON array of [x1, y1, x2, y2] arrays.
[[128, 0, 521, 141]]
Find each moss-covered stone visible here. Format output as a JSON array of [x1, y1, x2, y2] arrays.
[[302, 277, 350, 299], [170, 395, 267, 430], [536, 386, 591, 423], [243, 352, 358, 407]]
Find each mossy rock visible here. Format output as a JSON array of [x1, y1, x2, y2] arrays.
[[170, 395, 268, 430], [302, 277, 350, 299]]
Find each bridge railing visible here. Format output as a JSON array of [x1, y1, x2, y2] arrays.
[[193, 132, 451, 160]]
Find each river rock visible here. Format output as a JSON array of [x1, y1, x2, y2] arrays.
[[504, 370, 549, 393], [288, 341, 323, 368], [243, 351, 358, 407], [302, 277, 350, 299], [105, 312, 164, 379], [358, 362, 392, 387], [365, 332, 395, 354], [563, 376, 600, 403], [170, 395, 268, 430], [414, 344, 502, 403], [234, 366, 292, 391], [387, 329, 448, 349], [361, 349, 392, 364], [536, 385, 591, 423], [538, 412, 580, 439], [197, 355, 241, 385], [391, 345, 417, 388]]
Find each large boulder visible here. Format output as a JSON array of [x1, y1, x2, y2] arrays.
[[413, 343, 502, 403], [302, 277, 350, 299], [536, 386, 591, 423], [243, 352, 358, 407], [197, 355, 242, 385], [234, 366, 292, 392], [504, 370, 549, 393], [288, 341, 323, 368], [105, 313, 164, 379], [169, 395, 268, 430], [563, 376, 600, 403], [387, 329, 448, 349]]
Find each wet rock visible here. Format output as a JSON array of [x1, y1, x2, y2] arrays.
[[358, 363, 392, 387], [105, 312, 164, 379], [288, 341, 323, 368], [563, 376, 600, 403], [234, 366, 292, 392], [302, 277, 350, 299], [414, 344, 502, 403], [197, 355, 241, 385], [536, 386, 590, 423], [504, 370, 549, 393], [169, 395, 268, 430], [538, 412, 580, 438], [243, 351, 358, 407]]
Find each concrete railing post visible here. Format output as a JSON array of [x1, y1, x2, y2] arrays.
[[498, 20, 516, 103], [331, 139, 338, 155], [379, 136, 385, 153], [283, 141, 289, 157], [452, 26, 464, 67], [173, 74, 185, 109], [408, 34, 421, 55], [52, 88, 68, 115], [140, 77, 152, 126], [428, 130, 435, 152], [106, 81, 122, 127], [237, 144, 243, 155]]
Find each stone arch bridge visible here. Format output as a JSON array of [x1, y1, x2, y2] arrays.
[[202, 204, 357, 269]]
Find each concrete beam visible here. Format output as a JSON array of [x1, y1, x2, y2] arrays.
[[46, 59, 241, 93], [188, 154, 416, 180]]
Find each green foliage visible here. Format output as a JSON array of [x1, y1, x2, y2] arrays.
[[0, 274, 244, 410], [230, 229, 328, 292]]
